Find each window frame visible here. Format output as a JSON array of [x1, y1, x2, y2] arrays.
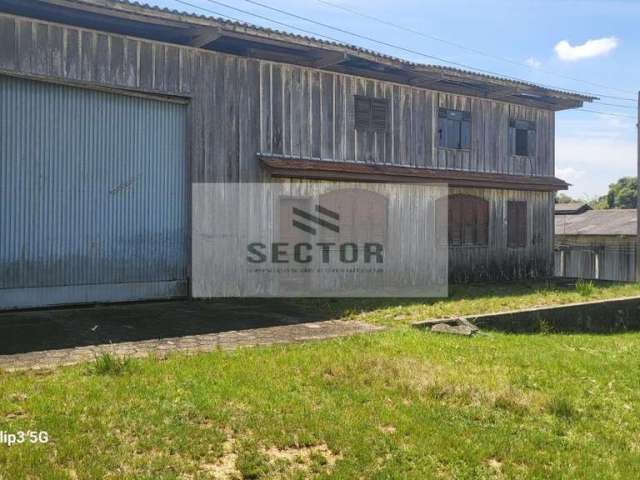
[[438, 108, 472, 151], [510, 119, 536, 158], [354, 95, 389, 133]]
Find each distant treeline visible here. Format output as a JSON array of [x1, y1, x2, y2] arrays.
[[556, 177, 637, 210]]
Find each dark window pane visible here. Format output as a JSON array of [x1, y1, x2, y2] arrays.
[[461, 120, 471, 149], [447, 119, 461, 149], [515, 128, 528, 156]]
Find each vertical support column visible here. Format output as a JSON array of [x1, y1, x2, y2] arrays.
[[636, 92, 640, 281]]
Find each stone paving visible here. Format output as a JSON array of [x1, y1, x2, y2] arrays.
[[0, 301, 384, 371]]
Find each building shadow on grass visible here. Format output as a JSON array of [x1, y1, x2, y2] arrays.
[[0, 280, 634, 355]]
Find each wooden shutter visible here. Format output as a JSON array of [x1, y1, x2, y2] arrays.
[[507, 201, 527, 248], [448, 195, 488, 246], [355, 96, 371, 131], [355, 96, 388, 132], [371, 99, 388, 131], [476, 198, 489, 245], [448, 196, 462, 246]]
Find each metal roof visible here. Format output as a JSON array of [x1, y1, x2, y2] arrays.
[[101, 0, 595, 101], [0, 0, 596, 109], [555, 202, 592, 214], [555, 209, 637, 236]]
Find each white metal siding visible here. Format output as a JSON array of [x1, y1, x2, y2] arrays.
[[0, 75, 188, 309]]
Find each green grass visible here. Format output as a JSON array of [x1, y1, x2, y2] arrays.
[[2, 282, 640, 479], [89, 353, 137, 376], [575, 279, 596, 297], [293, 281, 640, 327]]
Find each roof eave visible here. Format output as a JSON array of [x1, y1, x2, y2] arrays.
[[2, 0, 596, 110]]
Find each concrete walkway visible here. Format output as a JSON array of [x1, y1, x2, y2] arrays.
[[0, 300, 383, 371]]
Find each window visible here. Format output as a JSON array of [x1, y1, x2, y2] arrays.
[[438, 108, 471, 150], [507, 201, 527, 248], [442, 194, 489, 247], [355, 96, 388, 132], [510, 120, 536, 157]]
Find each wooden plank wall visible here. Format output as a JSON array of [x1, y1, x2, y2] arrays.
[[193, 180, 450, 297], [259, 63, 555, 177], [448, 188, 554, 282], [555, 235, 636, 282], [0, 13, 557, 282], [0, 14, 264, 184], [0, 14, 557, 184]]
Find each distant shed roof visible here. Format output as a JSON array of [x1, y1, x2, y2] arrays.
[[555, 209, 637, 236], [0, 0, 596, 110], [555, 202, 592, 215]]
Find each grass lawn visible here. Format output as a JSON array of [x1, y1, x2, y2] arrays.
[[2, 282, 640, 479], [296, 280, 640, 327]]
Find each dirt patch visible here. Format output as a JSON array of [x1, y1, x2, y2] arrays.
[[200, 434, 240, 480], [263, 443, 342, 475], [199, 431, 341, 479]]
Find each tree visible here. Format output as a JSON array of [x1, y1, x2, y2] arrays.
[[604, 177, 637, 209], [555, 193, 578, 204]]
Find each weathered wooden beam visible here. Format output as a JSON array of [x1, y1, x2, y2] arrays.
[[243, 47, 315, 66], [408, 73, 446, 88], [484, 85, 523, 100], [259, 156, 570, 192], [310, 51, 349, 68], [329, 64, 408, 84], [223, 31, 310, 52], [188, 27, 223, 48]]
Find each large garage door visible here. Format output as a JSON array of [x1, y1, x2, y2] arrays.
[[0, 76, 188, 309]]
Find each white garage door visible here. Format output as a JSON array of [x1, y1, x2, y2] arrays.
[[0, 75, 189, 309]]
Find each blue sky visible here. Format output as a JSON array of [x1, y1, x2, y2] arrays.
[[148, 0, 638, 198]]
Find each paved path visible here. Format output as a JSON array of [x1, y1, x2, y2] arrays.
[[0, 314, 383, 371]]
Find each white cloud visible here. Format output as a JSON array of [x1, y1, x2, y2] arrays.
[[525, 57, 542, 69], [556, 166, 585, 183], [556, 135, 635, 197], [554, 37, 618, 61]]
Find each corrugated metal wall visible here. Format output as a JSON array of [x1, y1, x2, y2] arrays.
[[0, 75, 188, 309], [554, 236, 636, 282]]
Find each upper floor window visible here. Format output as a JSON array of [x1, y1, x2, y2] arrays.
[[438, 108, 471, 150], [510, 120, 536, 157], [355, 96, 388, 132], [507, 201, 527, 248]]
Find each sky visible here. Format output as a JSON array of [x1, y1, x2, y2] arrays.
[[146, 0, 638, 199]]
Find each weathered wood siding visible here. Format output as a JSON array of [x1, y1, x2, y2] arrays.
[[0, 13, 556, 284], [0, 14, 556, 183], [555, 235, 636, 282], [0, 14, 264, 183], [448, 188, 554, 281], [258, 63, 555, 176], [193, 180, 449, 297]]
